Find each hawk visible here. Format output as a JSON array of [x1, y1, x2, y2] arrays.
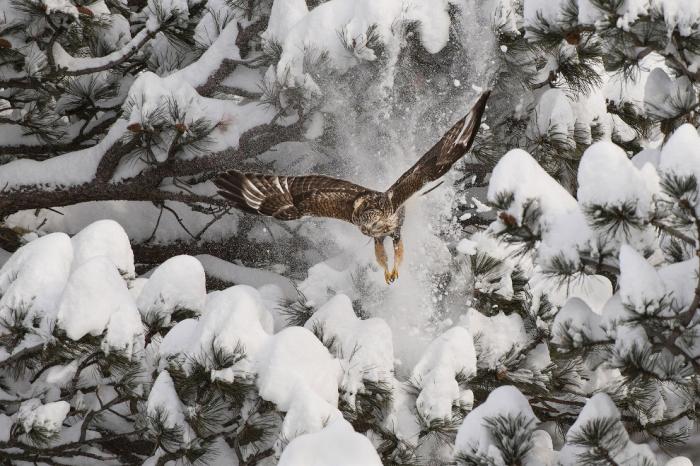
[[215, 91, 490, 284]]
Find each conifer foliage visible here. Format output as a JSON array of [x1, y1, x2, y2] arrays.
[[1, 0, 700, 465]]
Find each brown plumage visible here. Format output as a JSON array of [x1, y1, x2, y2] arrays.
[[214, 91, 490, 283]]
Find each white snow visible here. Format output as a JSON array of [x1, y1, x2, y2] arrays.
[[618, 244, 666, 312], [0, 233, 73, 338], [137, 255, 206, 324], [263, 0, 308, 43], [658, 124, 700, 214], [559, 393, 655, 466], [488, 149, 592, 268], [56, 256, 142, 351], [147, 370, 187, 431], [255, 326, 341, 411], [455, 386, 537, 463], [460, 308, 528, 369], [190, 285, 272, 369], [304, 294, 393, 406], [552, 297, 606, 347], [278, 417, 382, 466], [44, 361, 78, 387], [17, 399, 70, 435], [71, 219, 134, 278], [43, 0, 79, 18], [411, 326, 476, 422], [577, 141, 659, 221], [197, 254, 298, 300]]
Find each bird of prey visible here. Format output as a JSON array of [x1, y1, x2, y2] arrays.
[[215, 91, 490, 284]]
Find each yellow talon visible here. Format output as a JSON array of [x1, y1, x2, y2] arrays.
[[384, 270, 393, 284], [390, 268, 399, 282]]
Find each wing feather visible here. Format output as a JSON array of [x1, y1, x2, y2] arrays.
[[214, 171, 374, 223], [387, 90, 490, 208]]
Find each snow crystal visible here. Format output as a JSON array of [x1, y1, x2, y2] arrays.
[[56, 256, 141, 349], [456, 238, 478, 255], [524, 429, 558, 465], [0, 119, 127, 189], [534, 273, 612, 313], [279, 388, 343, 442], [411, 326, 476, 421], [455, 386, 537, 463], [71, 219, 134, 278], [278, 417, 382, 466], [137, 255, 206, 324], [17, 399, 70, 434], [0, 233, 73, 338], [460, 308, 528, 369]]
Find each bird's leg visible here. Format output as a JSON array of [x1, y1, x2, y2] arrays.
[[390, 236, 403, 282], [389, 211, 405, 282], [374, 237, 392, 284]]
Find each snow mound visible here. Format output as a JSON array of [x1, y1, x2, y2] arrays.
[[0, 233, 73, 338], [304, 294, 394, 405], [137, 255, 206, 324], [488, 149, 592, 267], [256, 326, 341, 410], [147, 370, 186, 429], [559, 393, 655, 465], [256, 326, 342, 440], [17, 399, 70, 435], [460, 308, 528, 369], [57, 256, 143, 356], [658, 123, 700, 213], [275, 0, 457, 91], [278, 417, 382, 466], [71, 219, 134, 278], [578, 141, 659, 221], [619, 245, 666, 312], [190, 285, 272, 370], [455, 386, 538, 463], [411, 326, 476, 422], [552, 298, 606, 347]]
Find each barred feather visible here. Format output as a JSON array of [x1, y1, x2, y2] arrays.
[[214, 171, 373, 222]]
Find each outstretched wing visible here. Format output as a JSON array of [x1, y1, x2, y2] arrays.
[[214, 170, 375, 223], [387, 90, 490, 208]]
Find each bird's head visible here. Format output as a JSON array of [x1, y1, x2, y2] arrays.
[[353, 194, 396, 237]]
